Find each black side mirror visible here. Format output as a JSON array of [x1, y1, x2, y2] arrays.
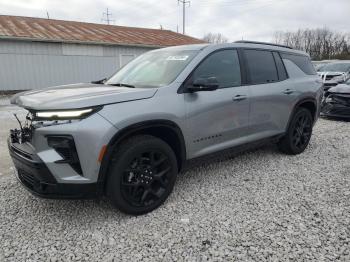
[[187, 77, 219, 92], [91, 78, 107, 84]]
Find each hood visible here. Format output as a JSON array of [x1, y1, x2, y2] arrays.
[[318, 71, 346, 76], [328, 83, 350, 94], [11, 83, 158, 110]]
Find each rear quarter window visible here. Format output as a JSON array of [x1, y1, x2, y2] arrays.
[[272, 52, 288, 81], [281, 53, 316, 75]]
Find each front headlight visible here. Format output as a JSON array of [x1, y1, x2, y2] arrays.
[[325, 96, 333, 103], [34, 107, 102, 120]]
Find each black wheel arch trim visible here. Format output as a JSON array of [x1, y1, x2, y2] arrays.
[[96, 120, 186, 196], [286, 97, 318, 132]]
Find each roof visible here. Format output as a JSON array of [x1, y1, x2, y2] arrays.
[[191, 42, 308, 56], [0, 15, 205, 47]]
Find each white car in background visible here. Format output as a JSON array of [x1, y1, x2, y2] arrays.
[[318, 61, 350, 90], [312, 60, 334, 72]]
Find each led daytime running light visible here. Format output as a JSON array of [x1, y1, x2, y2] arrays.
[[36, 108, 93, 119]]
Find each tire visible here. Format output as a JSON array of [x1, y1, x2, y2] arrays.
[[278, 107, 313, 155], [106, 135, 178, 215]]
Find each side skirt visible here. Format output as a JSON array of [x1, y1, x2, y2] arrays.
[[182, 134, 284, 171]]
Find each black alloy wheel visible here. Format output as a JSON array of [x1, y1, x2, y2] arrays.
[[291, 112, 312, 150], [107, 135, 178, 215], [278, 108, 313, 155], [121, 150, 171, 207]]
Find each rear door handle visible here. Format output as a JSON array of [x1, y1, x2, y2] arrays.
[[233, 95, 247, 101], [283, 89, 294, 95]]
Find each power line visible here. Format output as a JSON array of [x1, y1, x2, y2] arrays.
[[178, 0, 190, 34], [102, 8, 115, 25]]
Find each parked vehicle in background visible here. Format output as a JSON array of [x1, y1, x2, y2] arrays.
[[321, 78, 350, 119], [312, 60, 334, 72], [318, 61, 350, 90], [8, 41, 323, 215]]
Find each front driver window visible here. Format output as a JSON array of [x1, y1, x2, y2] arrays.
[[192, 50, 241, 88]]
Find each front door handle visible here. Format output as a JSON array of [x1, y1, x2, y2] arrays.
[[233, 95, 247, 101], [283, 89, 294, 95]]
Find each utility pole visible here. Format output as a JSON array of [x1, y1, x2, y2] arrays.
[[178, 0, 190, 35], [102, 8, 115, 25]]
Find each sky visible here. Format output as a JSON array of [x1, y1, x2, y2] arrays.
[[0, 0, 349, 42]]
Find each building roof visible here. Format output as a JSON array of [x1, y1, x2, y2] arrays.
[[0, 15, 205, 47]]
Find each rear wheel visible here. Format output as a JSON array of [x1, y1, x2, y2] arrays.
[[106, 135, 178, 215], [278, 108, 313, 155]]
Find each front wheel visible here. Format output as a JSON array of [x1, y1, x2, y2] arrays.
[[278, 108, 313, 155], [106, 135, 178, 215]]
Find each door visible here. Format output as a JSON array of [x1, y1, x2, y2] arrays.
[[243, 49, 294, 139], [184, 49, 250, 158]]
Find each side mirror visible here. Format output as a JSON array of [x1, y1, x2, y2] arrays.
[[187, 77, 219, 92], [91, 78, 107, 84]]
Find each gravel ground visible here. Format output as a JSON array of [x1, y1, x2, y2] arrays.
[[1, 103, 350, 261]]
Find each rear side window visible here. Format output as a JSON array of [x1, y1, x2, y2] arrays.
[[192, 49, 241, 88], [273, 52, 288, 81], [281, 53, 316, 75], [244, 49, 278, 84]]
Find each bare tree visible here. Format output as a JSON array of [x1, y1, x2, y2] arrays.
[[202, 33, 229, 44], [273, 28, 350, 60]]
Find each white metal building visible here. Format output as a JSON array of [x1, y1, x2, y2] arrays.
[[0, 15, 204, 91]]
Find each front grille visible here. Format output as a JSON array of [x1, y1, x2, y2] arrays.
[[326, 75, 339, 80], [324, 82, 338, 86], [321, 73, 341, 80]]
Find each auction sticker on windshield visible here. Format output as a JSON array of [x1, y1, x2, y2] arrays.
[[166, 55, 189, 61]]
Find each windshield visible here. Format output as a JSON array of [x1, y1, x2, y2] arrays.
[[321, 63, 350, 72], [106, 49, 199, 88], [316, 65, 325, 72], [312, 62, 328, 72]]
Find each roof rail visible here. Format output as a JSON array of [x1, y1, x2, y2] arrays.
[[234, 40, 293, 49]]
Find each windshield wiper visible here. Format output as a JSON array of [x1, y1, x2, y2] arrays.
[[107, 83, 136, 88]]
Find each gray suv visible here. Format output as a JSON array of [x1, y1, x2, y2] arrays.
[[8, 41, 323, 215]]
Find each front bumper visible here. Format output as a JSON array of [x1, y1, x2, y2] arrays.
[[8, 138, 98, 199], [321, 101, 350, 119]]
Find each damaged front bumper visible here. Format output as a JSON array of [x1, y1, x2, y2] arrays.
[[8, 138, 98, 199], [321, 93, 350, 119]]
